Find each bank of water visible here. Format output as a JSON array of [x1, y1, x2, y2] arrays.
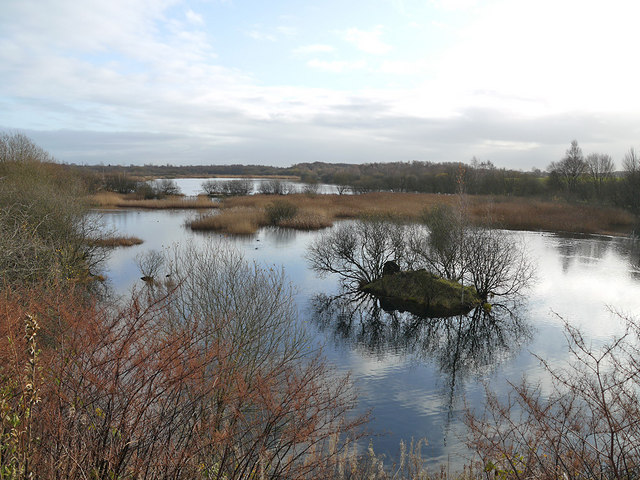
[[99, 207, 640, 468]]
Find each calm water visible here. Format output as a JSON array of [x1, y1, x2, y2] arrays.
[[98, 203, 640, 468], [153, 177, 342, 196]]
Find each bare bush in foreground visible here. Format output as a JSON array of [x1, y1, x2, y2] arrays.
[[467, 313, 640, 480], [0, 243, 363, 479]]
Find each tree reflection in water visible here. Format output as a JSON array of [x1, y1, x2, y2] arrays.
[[311, 291, 533, 411]]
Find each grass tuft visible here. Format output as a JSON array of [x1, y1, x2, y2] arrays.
[[88, 236, 144, 248], [190, 208, 267, 234], [278, 210, 334, 230]]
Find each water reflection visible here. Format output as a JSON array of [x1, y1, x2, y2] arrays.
[[311, 291, 532, 410], [549, 232, 640, 278]]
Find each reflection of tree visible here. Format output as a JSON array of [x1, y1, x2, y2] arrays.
[[553, 234, 640, 279], [553, 234, 612, 272], [617, 236, 640, 281], [312, 291, 532, 405]]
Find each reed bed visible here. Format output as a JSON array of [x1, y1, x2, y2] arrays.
[[221, 193, 635, 235], [93, 190, 635, 236], [88, 236, 144, 247], [278, 209, 334, 230], [223, 193, 455, 222], [190, 208, 267, 235], [467, 197, 636, 235], [88, 192, 218, 209]]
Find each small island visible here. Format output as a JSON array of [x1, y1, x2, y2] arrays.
[[361, 269, 481, 317]]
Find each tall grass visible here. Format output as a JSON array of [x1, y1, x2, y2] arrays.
[[467, 197, 636, 234], [87, 236, 144, 247], [190, 208, 267, 234], [210, 193, 636, 236], [89, 192, 217, 209]]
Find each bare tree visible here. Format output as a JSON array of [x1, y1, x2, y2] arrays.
[[548, 140, 587, 193], [407, 205, 467, 281], [154, 178, 181, 196], [0, 132, 53, 164], [306, 217, 407, 290], [622, 147, 640, 212], [585, 152, 615, 196], [135, 249, 164, 282], [463, 227, 535, 301], [0, 133, 106, 288]]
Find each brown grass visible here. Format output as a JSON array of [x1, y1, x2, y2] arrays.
[[88, 192, 218, 209], [190, 208, 267, 235], [223, 193, 454, 222], [88, 236, 144, 247], [278, 210, 334, 230], [220, 193, 636, 236], [466, 197, 636, 235]]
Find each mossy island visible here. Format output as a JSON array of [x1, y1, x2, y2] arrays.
[[361, 269, 481, 317]]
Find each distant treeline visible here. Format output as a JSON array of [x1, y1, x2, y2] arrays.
[[74, 141, 640, 212]]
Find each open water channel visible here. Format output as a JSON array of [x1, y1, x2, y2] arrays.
[[98, 179, 640, 468]]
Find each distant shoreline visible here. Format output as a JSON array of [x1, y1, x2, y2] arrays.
[[88, 191, 637, 237]]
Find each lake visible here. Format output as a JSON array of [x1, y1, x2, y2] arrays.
[[98, 188, 640, 469], [151, 177, 343, 196]]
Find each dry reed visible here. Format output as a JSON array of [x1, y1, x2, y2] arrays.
[[88, 192, 218, 209], [88, 236, 144, 247], [467, 197, 636, 235], [278, 210, 334, 230], [221, 193, 635, 235], [190, 208, 267, 234]]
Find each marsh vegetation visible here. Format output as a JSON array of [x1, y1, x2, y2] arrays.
[[186, 192, 635, 236], [6, 134, 640, 479]]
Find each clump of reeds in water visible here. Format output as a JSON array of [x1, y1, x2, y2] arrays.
[[88, 192, 217, 209], [88, 236, 144, 247], [190, 207, 267, 235], [277, 210, 333, 230]]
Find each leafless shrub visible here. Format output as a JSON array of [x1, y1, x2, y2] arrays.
[[467, 312, 640, 480], [307, 217, 407, 289], [135, 249, 164, 282], [408, 205, 467, 281], [154, 178, 181, 196], [462, 228, 535, 301], [202, 178, 253, 196], [0, 242, 364, 479], [0, 134, 106, 288], [407, 206, 535, 302]]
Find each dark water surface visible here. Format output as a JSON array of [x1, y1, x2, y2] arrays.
[[99, 206, 640, 468]]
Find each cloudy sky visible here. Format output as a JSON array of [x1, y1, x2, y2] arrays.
[[1, 0, 639, 169]]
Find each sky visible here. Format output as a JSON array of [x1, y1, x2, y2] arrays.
[[1, 0, 640, 169]]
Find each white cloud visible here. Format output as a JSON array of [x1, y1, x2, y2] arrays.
[[293, 44, 335, 55], [378, 59, 431, 75], [344, 26, 392, 55], [185, 9, 203, 25], [2, 0, 640, 168], [430, 0, 478, 11], [246, 30, 277, 42], [307, 59, 366, 73], [276, 25, 297, 36]]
